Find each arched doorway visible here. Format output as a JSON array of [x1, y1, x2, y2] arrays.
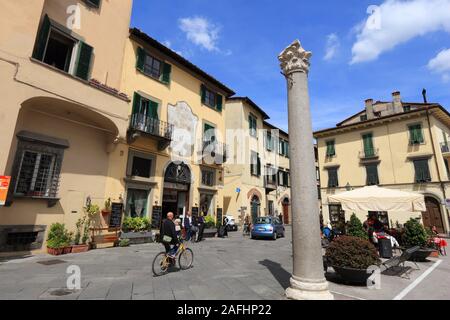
[[282, 198, 290, 224], [250, 195, 260, 223], [423, 197, 445, 233], [162, 162, 191, 218]]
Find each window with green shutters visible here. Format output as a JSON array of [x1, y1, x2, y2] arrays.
[[136, 47, 172, 84], [203, 123, 216, 143], [33, 15, 93, 81], [326, 140, 336, 157], [362, 133, 375, 157], [200, 84, 223, 112], [365, 164, 379, 185], [266, 132, 273, 151], [413, 159, 431, 183], [409, 124, 424, 145], [131, 92, 160, 133], [327, 168, 339, 188], [249, 114, 257, 137]]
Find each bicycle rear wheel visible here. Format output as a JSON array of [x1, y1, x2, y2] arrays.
[[152, 252, 170, 276], [178, 248, 194, 270]]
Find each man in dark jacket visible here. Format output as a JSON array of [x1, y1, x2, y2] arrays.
[[197, 213, 205, 242], [161, 212, 179, 258], [183, 211, 192, 241]]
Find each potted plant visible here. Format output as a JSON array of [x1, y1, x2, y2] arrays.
[[47, 223, 72, 256], [202, 215, 217, 238], [120, 217, 153, 244], [72, 215, 91, 253], [326, 236, 381, 284], [102, 198, 112, 217], [347, 213, 368, 240], [402, 218, 437, 261]]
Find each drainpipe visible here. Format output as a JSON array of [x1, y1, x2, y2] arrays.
[[426, 107, 450, 233]]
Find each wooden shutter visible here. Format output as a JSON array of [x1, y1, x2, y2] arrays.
[[132, 92, 141, 115], [415, 160, 430, 182], [136, 47, 145, 72], [33, 15, 51, 61], [328, 168, 338, 187], [257, 155, 261, 176], [366, 165, 379, 185], [161, 62, 172, 84], [200, 85, 206, 104], [149, 100, 159, 119], [363, 134, 374, 156], [75, 42, 93, 80], [326, 141, 335, 156], [216, 94, 223, 112]]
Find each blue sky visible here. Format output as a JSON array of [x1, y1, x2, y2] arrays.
[[131, 0, 450, 131]]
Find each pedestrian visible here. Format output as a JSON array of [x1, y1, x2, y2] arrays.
[[174, 218, 182, 238], [278, 213, 283, 224], [222, 216, 229, 237], [183, 211, 192, 241], [160, 212, 179, 259], [191, 214, 199, 242], [197, 212, 205, 242]]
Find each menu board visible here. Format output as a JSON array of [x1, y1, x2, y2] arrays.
[[109, 203, 124, 228], [151, 206, 163, 230], [217, 208, 223, 225]]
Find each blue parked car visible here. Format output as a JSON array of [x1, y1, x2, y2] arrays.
[[251, 216, 285, 240]]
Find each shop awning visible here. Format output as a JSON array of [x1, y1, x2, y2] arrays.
[[328, 186, 426, 213]]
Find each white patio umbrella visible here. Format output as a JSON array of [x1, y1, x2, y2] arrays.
[[328, 186, 426, 213]]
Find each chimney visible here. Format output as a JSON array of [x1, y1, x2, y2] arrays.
[[365, 99, 374, 119], [392, 91, 402, 113]]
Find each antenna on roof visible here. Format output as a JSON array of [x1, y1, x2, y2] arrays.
[[422, 88, 428, 104]]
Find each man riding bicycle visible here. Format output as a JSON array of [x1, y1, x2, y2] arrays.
[[160, 212, 179, 258]]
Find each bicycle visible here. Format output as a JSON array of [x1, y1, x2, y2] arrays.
[[152, 239, 194, 276]]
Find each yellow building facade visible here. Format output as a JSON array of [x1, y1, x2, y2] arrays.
[[115, 28, 234, 226], [0, 0, 133, 253], [315, 92, 450, 234], [223, 98, 291, 224]]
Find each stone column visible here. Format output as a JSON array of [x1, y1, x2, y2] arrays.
[[278, 40, 333, 300]]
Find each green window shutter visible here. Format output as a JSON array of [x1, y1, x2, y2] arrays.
[[75, 42, 93, 80], [326, 141, 335, 157], [136, 47, 145, 72], [131, 92, 142, 127], [149, 101, 159, 119], [161, 62, 172, 84], [414, 160, 431, 182], [366, 165, 379, 185], [33, 14, 51, 60], [200, 84, 206, 104], [216, 94, 223, 112], [257, 155, 261, 176], [410, 125, 424, 144], [328, 169, 338, 188], [363, 134, 374, 156], [417, 126, 424, 143]]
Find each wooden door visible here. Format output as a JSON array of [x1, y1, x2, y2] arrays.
[[423, 197, 445, 233]]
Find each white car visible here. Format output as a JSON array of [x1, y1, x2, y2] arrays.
[[224, 215, 238, 231]]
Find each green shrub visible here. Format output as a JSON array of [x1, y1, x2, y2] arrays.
[[204, 215, 216, 228], [347, 214, 368, 240], [403, 218, 428, 248], [122, 217, 151, 232], [325, 236, 381, 269], [47, 223, 72, 249], [119, 239, 130, 247]]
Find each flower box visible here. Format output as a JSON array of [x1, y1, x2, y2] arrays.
[[47, 247, 65, 256], [72, 244, 90, 253]]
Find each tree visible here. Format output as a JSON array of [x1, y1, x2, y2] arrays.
[[347, 213, 368, 240], [403, 218, 428, 248]]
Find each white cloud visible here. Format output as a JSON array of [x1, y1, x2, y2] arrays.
[[324, 33, 340, 61], [162, 40, 184, 56], [428, 48, 450, 73], [179, 16, 220, 52], [351, 0, 450, 64]]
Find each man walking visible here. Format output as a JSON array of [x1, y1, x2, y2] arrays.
[[183, 211, 192, 241]]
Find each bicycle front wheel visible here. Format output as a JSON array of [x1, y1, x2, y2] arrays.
[[178, 248, 194, 270], [152, 252, 170, 276]]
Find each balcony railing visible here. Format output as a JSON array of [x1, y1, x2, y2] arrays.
[[129, 113, 173, 140], [201, 140, 228, 164], [441, 142, 450, 154], [359, 148, 379, 159], [264, 175, 277, 190]]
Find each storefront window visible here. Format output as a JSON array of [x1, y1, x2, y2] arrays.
[[126, 188, 148, 218]]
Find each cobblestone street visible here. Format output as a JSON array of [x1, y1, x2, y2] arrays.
[[0, 228, 448, 300]]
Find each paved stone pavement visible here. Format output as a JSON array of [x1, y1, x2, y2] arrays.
[[0, 228, 448, 300]]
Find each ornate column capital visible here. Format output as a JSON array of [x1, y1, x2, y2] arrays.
[[278, 40, 312, 75]]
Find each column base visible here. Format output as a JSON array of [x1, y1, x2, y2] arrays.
[[285, 276, 334, 300]]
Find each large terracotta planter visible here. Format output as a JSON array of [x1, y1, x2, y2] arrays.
[[47, 247, 64, 256], [72, 244, 89, 253], [63, 246, 72, 254], [332, 266, 375, 285]]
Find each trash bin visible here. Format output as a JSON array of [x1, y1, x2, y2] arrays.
[[378, 238, 393, 258]]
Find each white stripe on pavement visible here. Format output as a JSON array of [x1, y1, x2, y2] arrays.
[[393, 259, 442, 300]]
